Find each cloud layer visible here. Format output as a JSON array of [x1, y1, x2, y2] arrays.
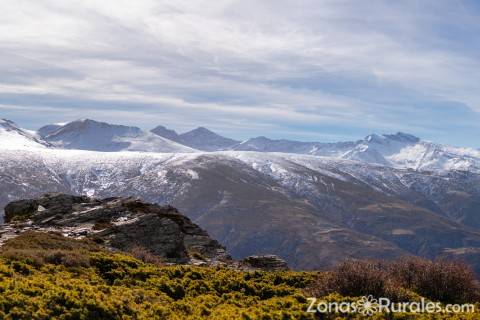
[[0, 0, 479, 146]]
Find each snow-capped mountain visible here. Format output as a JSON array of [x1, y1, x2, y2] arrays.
[[41, 119, 196, 153], [1, 148, 480, 270], [0, 119, 51, 150], [340, 132, 480, 172], [151, 126, 240, 151], [2, 117, 480, 270], [31, 118, 480, 172], [232, 133, 480, 173]]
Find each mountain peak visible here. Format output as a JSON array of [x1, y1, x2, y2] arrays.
[[178, 127, 240, 151], [150, 125, 179, 142], [42, 119, 194, 153], [187, 127, 216, 135], [364, 132, 420, 144], [251, 136, 271, 141], [384, 132, 420, 143], [365, 133, 384, 143], [72, 118, 130, 128]]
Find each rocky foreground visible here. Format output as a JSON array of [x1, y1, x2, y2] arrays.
[[1, 193, 288, 270]]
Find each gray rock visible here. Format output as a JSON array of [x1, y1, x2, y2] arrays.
[[1, 193, 229, 264], [241, 255, 289, 271]]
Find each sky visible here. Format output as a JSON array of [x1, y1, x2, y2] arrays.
[[0, 0, 479, 147]]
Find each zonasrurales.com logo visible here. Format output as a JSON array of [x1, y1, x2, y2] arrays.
[[307, 296, 475, 315], [356, 295, 379, 316]]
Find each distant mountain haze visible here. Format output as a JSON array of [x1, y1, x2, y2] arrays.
[[150, 125, 180, 142], [37, 124, 63, 138], [0, 117, 475, 172], [39, 119, 196, 153], [151, 125, 240, 151]]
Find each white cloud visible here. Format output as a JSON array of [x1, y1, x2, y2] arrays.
[[0, 0, 479, 145]]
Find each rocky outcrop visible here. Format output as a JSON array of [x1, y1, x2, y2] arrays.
[[4, 194, 89, 223], [2, 193, 229, 264], [241, 255, 289, 271]]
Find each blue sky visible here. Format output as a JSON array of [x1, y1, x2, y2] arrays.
[[0, 0, 479, 147]]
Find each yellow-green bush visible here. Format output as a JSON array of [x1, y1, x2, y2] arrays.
[[0, 255, 317, 319], [0, 232, 317, 319], [0, 233, 478, 319]]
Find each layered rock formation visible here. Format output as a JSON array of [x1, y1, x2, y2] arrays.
[[2, 193, 229, 264]]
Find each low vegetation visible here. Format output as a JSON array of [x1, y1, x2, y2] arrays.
[[0, 232, 315, 319], [0, 232, 478, 319], [305, 258, 480, 304]]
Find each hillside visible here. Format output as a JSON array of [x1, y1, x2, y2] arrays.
[[2, 149, 480, 272], [0, 119, 51, 150]]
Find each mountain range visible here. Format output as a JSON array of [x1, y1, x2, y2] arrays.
[[36, 119, 194, 153], [2, 118, 480, 271], [151, 125, 240, 151], [34, 118, 480, 172]]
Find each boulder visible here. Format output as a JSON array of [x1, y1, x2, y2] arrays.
[[241, 255, 289, 271]]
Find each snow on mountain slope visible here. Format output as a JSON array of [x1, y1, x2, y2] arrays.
[[3, 115, 477, 173], [343, 133, 480, 172], [0, 119, 51, 150], [232, 133, 480, 173], [43, 119, 196, 153], [27, 117, 480, 172], [2, 148, 480, 270]]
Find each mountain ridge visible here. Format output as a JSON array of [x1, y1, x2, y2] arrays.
[[29, 117, 480, 173], [0, 118, 52, 150], [2, 148, 480, 271], [40, 119, 196, 153], [151, 125, 240, 151]]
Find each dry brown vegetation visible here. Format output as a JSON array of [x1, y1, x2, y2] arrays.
[[0, 231, 100, 268], [129, 245, 165, 266], [305, 257, 480, 304]]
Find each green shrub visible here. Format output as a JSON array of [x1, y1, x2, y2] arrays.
[[0, 232, 478, 319]]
